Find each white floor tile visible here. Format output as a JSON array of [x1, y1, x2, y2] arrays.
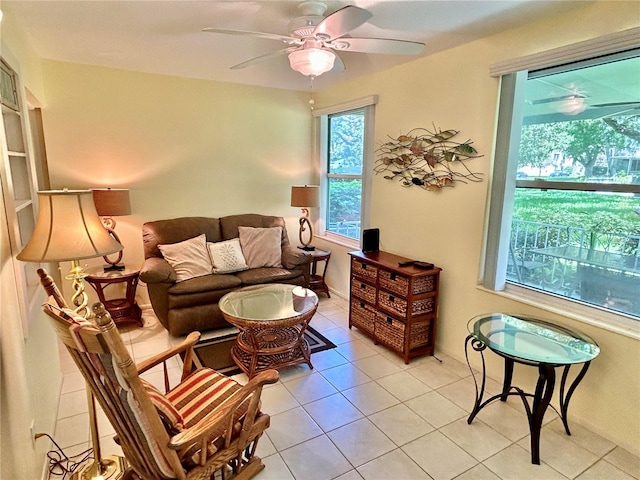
[[55, 413, 90, 448], [545, 418, 616, 457], [336, 339, 378, 361], [517, 428, 599, 479], [342, 382, 400, 415], [440, 417, 511, 462], [320, 363, 372, 391], [357, 448, 431, 479], [352, 354, 403, 380], [603, 447, 640, 479], [406, 391, 467, 428], [303, 393, 364, 432], [327, 418, 395, 467], [280, 435, 352, 480], [575, 459, 636, 480], [376, 370, 432, 401], [368, 404, 435, 446], [267, 406, 323, 451], [471, 400, 530, 442], [402, 430, 478, 480], [407, 359, 462, 389], [453, 464, 501, 480], [309, 348, 349, 371], [260, 383, 300, 415], [255, 454, 295, 480], [483, 444, 568, 480], [283, 372, 338, 405]]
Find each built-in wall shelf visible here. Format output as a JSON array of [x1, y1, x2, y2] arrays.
[[1, 57, 40, 336]]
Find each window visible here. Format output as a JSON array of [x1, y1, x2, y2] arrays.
[[314, 96, 377, 244], [485, 43, 640, 322]]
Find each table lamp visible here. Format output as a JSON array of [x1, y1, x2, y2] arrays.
[[17, 189, 123, 318], [17, 189, 125, 480], [291, 185, 319, 251], [92, 188, 131, 271]]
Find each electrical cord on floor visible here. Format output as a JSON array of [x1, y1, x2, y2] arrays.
[[35, 433, 94, 479]]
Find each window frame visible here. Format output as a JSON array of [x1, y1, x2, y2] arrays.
[[313, 95, 377, 248], [483, 29, 640, 337]]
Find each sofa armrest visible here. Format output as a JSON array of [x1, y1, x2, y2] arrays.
[[282, 245, 313, 270], [140, 257, 177, 284]]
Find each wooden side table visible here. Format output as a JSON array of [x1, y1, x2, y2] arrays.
[[307, 249, 331, 298], [85, 267, 143, 327]]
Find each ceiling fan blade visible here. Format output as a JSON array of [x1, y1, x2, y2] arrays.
[[230, 47, 296, 70], [202, 27, 299, 45], [332, 53, 345, 73], [592, 101, 640, 108], [333, 37, 425, 55], [313, 6, 372, 40]]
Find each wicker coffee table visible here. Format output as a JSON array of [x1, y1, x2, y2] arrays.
[[218, 284, 319, 377]]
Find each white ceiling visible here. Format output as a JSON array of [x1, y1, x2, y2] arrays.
[[2, 0, 592, 91]]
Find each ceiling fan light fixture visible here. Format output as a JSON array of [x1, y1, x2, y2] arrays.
[[288, 47, 335, 76]]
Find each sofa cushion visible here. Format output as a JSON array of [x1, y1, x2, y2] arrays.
[[207, 238, 248, 274], [236, 267, 302, 285], [158, 234, 213, 282], [169, 273, 242, 295], [143, 217, 223, 259], [238, 226, 283, 269], [220, 214, 289, 246]]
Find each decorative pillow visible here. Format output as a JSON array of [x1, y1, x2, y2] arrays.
[[158, 234, 212, 282], [238, 226, 283, 269], [141, 379, 184, 434], [207, 238, 248, 274]]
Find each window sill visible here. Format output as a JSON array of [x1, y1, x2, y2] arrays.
[[316, 233, 359, 250], [476, 283, 640, 341]]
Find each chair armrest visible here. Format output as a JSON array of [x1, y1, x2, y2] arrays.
[[168, 369, 279, 450], [281, 245, 312, 270], [140, 257, 177, 284], [136, 332, 202, 387]]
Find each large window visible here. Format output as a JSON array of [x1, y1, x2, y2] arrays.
[[326, 109, 365, 240], [315, 97, 376, 244], [486, 46, 640, 321]]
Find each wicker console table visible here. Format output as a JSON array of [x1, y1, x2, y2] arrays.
[[348, 251, 441, 364]]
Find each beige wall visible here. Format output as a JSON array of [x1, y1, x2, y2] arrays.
[[1, 11, 60, 480], [1, 3, 638, 477], [40, 61, 315, 303], [314, 1, 640, 454]]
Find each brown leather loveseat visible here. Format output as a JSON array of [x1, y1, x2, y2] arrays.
[[140, 214, 311, 336]]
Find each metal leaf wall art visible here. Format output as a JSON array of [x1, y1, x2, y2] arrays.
[[375, 126, 483, 190]]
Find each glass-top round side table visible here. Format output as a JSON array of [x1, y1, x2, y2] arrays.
[[219, 284, 319, 377], [465, 313, 600, 465]]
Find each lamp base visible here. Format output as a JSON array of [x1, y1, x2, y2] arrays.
[[71, 455, 127, 480], [298, 245, 316, 251], [103, 263, 126, 272]]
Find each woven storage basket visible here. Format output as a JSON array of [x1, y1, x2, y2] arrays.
[[351, 280, 376, 304], [351, 258, 378, 282], [379, 270, 437, 297], [379, 292, 436, 318], [350, 301, 376, 336], [379, 269, 409, 296], [375, 316, 431, 352]]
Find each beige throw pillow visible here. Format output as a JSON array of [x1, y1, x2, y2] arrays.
[[158, 234, 213, 282], [207, 238, 248, 274], [238, 226, 283, 269]]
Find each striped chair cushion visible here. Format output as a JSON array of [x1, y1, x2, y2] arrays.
[[141, 379, 184, 434], [166, 368, 246, 428]]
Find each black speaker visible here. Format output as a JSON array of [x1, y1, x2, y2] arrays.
[[362, 228, 379, 253]]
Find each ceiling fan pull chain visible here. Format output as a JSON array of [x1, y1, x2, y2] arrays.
[[309, 76, 315, 110]]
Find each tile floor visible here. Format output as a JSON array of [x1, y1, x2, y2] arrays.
[[55, 296, 640, 480]]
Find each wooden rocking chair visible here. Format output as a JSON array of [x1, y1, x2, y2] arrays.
[[38, 268, 278, 480]]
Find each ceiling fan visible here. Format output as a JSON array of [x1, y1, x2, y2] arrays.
[[202, 1, 425, 77]]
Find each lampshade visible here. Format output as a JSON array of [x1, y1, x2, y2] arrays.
[[17, 189, 123, 263], [288, 48, 336, 76], [291, 185, 320, 208], [92, 188, 131, 217]]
